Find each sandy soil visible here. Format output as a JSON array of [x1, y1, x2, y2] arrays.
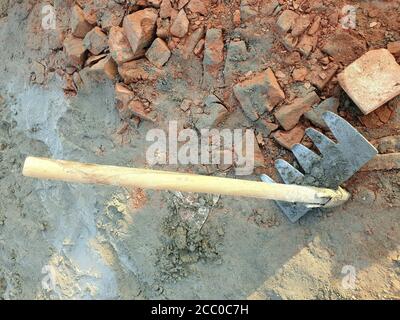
[[0, 0, 399, 300]]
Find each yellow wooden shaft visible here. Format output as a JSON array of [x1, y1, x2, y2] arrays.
[[22, 157, 341, 205]]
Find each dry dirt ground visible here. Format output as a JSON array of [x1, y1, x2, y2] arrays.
[[0, 0, 399, 299]]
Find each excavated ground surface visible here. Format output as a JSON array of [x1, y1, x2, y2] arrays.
[[0, 0, 399, 299]]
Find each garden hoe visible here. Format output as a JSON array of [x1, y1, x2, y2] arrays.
[[22, 112, 377, 223]]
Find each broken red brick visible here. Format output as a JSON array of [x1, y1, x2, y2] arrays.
[[292, 67, 308, 82], [160, 0, 174, 18], [234, 69, 285, 121], [170, 9, 189, 38], [127, 100, 157, 122], [272, 125, 305, 150], [108, 26, 137, 64], [187, 0, 208, 16], [87, 55, 118, 81], [145, 38, 171, 68], [274, 91, 320, 131], [307, 64, 338, 90], [387, 41, 400, 58], [203, 28, 224, 88], [291, 15, 311, 37], [118, 59, 160, 84], [182, 27, 204, 58], [276, 10, 298, 34], [64, 35, 87, 68], [83, 27, 108, 55], [115, 83, 134, 107], [233, 10, 241, 27], [123, 8, 158, 56], [71, 5, 93, 39]]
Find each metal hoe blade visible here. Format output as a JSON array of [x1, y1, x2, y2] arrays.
[[262, 111, 378, 222]]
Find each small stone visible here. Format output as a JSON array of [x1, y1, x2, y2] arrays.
[[71, 5, 93, 38], [369, 21, 378, 28], [127, 100, 157, 122], [145, 38, 171, 68], [72, 72, 83, 91], [304, 97, 340, 129], [307, 16, 321, 35], [292, 67, 308, 82], [194, 39, 205, 56], [83, 27, 108, 55], [307, 64, 338, 90], [108, 26, 137, 64], [272, 125, 305, 150], [123, 8, 158, 56], [233, 10, 241, 27], [276, 10, 299, 34], [338, 49, 400, 115], [64, 35, 87, 67], [180, 99, 192, 111], [31, 61, 46, 84], [187, 0, 208, 16], [297, 34, 318, 57], [182, 27, 205, 58], [375, 105, 393, 124], [285, 52, 301, 65], [233, 69, 285, 121], [274, 91, 320, 130], [170, 9, 189, 38]]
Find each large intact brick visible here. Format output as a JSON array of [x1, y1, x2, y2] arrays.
[[338, 49, 400, 115], [71, 5, 93, 38], [274, 91, 320, 130], [233, 69, 285, 121], [123, 8, 158, 56]]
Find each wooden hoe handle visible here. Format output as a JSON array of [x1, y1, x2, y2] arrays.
[[22, 157, 349, 206]]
